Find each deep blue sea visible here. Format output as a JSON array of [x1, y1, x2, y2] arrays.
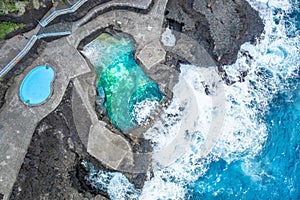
[[192, 82, 300, 199], [141, 0, 300, 199], [82, 0, 299, 199], [191, 1, 300, 199]]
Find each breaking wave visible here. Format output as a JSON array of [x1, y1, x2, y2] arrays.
[[137, 0, 300, 199]]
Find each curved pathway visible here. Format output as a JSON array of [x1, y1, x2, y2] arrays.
[[39, 0, 88, 27], [73, 0, 153, 28], [0, 0, 166, 199], [0, 38, 90, 200], [0, 31, 71, 78], [0, 0, 88, 78]]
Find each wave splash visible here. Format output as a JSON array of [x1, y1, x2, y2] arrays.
[[137, 0, 300, 199]]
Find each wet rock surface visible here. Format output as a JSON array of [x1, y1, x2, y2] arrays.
[[165, 0, 264, 66]]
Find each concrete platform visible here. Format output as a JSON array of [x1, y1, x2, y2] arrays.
[[72, 75, 134, 171], [0, 37, 90, 200], [68, 0, 167, 57], [137, 41, 166, 70], [0, 0, 169, 198]]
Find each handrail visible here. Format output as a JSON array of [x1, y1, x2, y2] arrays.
[[40, 0, 88, 27], [0, 0, 153, 78], [0, 0, 86, 78], [0, 31, 71, 78], [37, 31, 71, 39], [74, 0, 153, 28]]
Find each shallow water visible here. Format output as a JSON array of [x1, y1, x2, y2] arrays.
[[83, 0, 299, 199], [81, 33, 163, 133], [19, 65, 54, 105]]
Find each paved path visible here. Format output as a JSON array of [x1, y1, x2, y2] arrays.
[[0, 0, 169, 198], [0, 0, 86, 78], [0, 28, 39, 74], [0, 38, 90, 200], [0, 2, 59, 76], [40, 0, 88, 27], [0, 31, 71, 78], [73, 0, 153, 28]]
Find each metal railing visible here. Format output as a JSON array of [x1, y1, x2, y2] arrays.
[[39, 0, 88, 27], [0, 0, 88, 78], [0, 31, 71, 78]]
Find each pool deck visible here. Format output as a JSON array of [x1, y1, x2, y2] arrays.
[[0, 0, 212, 198], [0, 38, 91, 199], [0, 0, 160, 198]]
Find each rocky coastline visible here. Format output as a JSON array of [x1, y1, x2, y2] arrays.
[[0, 0, 264, 199], [164, 0, 264, 66]]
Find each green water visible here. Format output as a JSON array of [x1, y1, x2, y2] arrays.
[[82, 33, 163, 133]]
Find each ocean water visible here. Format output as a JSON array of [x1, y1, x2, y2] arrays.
[[81, 160, 140, 199], [82, 0, 299, 199], [81, 33, 163, 133], [138, 0, 300, 199], [192, 82, 300, 199]]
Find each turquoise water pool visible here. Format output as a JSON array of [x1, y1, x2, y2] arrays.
[[80, 0, 300, 199], [82, 33, 163, 133], [20, 65, 55, 105]]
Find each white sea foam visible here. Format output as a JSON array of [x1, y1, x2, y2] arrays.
[[135, 0, 299, 199], [133, 99, 159, 125], [107, 173, 140, 200]]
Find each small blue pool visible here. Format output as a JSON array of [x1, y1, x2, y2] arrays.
[[20, 65, 55, 105]]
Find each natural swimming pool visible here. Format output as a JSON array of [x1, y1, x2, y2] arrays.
[[82, 33, 163, 133], [20, 65, 55, 105], [78, 0, 300, 198]]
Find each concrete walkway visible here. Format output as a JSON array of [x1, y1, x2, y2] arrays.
[[0, 28, 40, 74], [72, 74, 134, 170], [0, 0, 169, 198], [0, 2, 59, 75], [40, 0, 88, 27], [0, 31, 71, 78], [0, 38, 90, 200], [0, 0, 88, 78], [73, 0, 153, 28], [68, 0, 167, 54]]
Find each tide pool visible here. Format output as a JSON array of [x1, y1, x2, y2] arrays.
[[20, 65, 55, 105], [82, 33, 163, 133], [81, 0, 299, 199]]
